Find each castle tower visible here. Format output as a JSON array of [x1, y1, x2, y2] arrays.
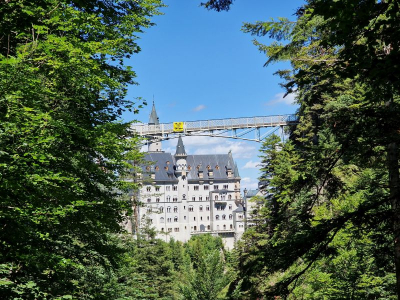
[[148, 102, 162, 152], [174, 136, 190, 239]]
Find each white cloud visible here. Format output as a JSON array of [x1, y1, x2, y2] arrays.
[[193, 104, 206, 112], [163, 136, 257, 159], [266, 92, 297, 106], [241, 177, 258, 190], [243, 160, 260, 169]]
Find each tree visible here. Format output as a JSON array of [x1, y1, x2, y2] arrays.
[[179, 234, 232, 300], [0, 1, 162, 298], [204, 0, 400, 298]]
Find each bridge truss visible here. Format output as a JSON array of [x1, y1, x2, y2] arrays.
[[131, 114, 297, 142]]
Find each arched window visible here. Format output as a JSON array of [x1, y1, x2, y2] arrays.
[[215, 195, 218, 200], [159, 207, 164, 213], [206, 206, 210, 211], [182, 194, 186, 199], [222, 214, 226, 220], [160, 217, 164, 222], [207, 225, 211, 230], [199, 206, 203, 212], [156, 198, 160, 202], [189, 206, 194, 212], [147, 198, 151, 203], [174, 216, 178, 222], [228, 204, 232, 210], [216, 215, 219, 220], [223, 224, 226, 230], [194, 226, 197, 231], [230, 224, 233, 229], [167, 207, 171, 213], [174, 206, 178, 212], [173, 197, 177, 202], [167, 196, 171, 202], [229, 214, 233, 220], [146, 186, 151, 192]]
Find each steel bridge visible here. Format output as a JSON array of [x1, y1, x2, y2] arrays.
[[131, 114, 298, 142]]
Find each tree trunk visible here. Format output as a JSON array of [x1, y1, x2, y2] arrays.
[[388, 142, 400, 299]]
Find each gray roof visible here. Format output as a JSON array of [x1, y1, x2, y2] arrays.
[[148, 102, 159, 125], [233, 204, 244, 213], [175, 136, 187, 156], [246, 189, 259, 198], [141, 152, 240, 182]]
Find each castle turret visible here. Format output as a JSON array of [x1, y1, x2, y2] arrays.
[[174, 136, 190, 239], [148, 102, 162, 152]]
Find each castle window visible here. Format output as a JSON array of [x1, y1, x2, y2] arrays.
[[167, 218, 172, 223], [167, 207, 171, 213], [155, 186, 160, 192], [194, 186, 199, 191], [192, 196, 196, 201], [216, 215, 219, 220], [182, 194, 186, 199], [173, 197, 178, 202], [230, 224, 233, 229], [147, 198, 151, 203], [223, 224, 226, 230], [159, 207, 164, 213], [166, 186, 170, 191], [199, 206, 203, 212], [215, 195, 218, 201], [194, 226, 197, 231], [168, 228, 172, 232], [229, 214, 233, 220], [189, 206, 194, 212], [223, 184, 228, 189], [161, 228, 164, 231], [207, 216, 210, 220], [167, 196, 171, 202], [156, 198, 160, 202], [207, 225, 211, 230], [174, 206, 178, 213], [174, 216, 178, 222], [228, 204, 232, 210], [228, 195, 232, 200], [199, 196, 202, 201], [146, 186, 151, 192], [204, 185, 209, 190], [222, 214, 226, 220], [194, 217, 196, 221], [206, 196, 209, 201], [206, 205, 210, 211], [174, 227, 179, 232], [173, 186, 177, 191], [160, 217, 164, 222], [214, 185, 219, 190]]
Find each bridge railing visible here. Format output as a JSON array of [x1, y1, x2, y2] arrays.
[[131, 114, 297, 136]]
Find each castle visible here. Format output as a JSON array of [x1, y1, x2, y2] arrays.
[[135, 104, 246, 249]]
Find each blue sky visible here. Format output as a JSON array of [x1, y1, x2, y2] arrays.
[[123, 0, 304, 190]]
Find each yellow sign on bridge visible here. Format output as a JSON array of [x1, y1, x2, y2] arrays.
[[173, 122, 184, 132]]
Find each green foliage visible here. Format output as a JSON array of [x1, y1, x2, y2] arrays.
[[0, 0, 162, 299], [219, 1, 400, 299], [179, 234, 232, 300]]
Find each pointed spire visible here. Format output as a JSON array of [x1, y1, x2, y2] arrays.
[[149, 101, 159, 125], [234, 162, 240, 177], [175, 136, 187, 156]]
